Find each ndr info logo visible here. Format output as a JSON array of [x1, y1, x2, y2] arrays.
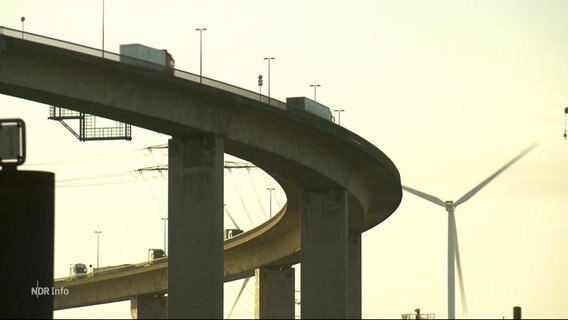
[[31, 281, 69, 298]]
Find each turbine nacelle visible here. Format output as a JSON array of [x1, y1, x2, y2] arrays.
[[444, 201, 455, 212]]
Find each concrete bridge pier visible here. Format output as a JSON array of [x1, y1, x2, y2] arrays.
[[254, 266, 295, 319], [168, 134, 224, 319], [347, 232, 362, 319], [130, 294, 167, 319], [301, 188, 361, 319]]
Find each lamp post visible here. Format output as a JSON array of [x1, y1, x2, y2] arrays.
[[196, 28, 207, 83], [266, 187, 275, 218], [20, 16, 25, 39], [334, 109, 345, 126], [161, 217, 168, 254], [310, 84, 321, 101], [264, 57, 275, 103], [94, 231, 102, 268], [102, 0, 105, 56]]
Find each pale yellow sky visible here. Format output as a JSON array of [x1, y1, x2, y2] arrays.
[[1, 0, 566, 318]]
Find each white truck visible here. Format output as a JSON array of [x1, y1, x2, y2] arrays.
[[119, 43, 175, 73], [286, 97, 333, 121], [148, 248, 166, 261], [69, 263, 88, 278], [224, 229, 244, 240]]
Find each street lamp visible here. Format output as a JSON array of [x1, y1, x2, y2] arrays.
[[161, 217, 168, 254], [309, 84, 321, 101], [102, 0, 105, 56], [334, 109, 345, 126], [263, 57, 275, 103], [20, 16, 25, 39], [94, 231, 102, 268], [266, 187, 275, 218], [196, 28, 207, 83]]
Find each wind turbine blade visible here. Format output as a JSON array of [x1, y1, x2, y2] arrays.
[[402, 185, 446, 207], [453, 217, 468, 316], [227, 277, 250, 318], [454, 143, 538, 207]]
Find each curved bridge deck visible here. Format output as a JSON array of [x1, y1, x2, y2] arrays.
[[0, 26, 402, 314]]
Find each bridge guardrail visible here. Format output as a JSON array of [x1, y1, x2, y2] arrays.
[[0, 26, 287, 110], [54, 257, 167, 282]]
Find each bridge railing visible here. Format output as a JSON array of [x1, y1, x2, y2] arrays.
[[54, 257, 167, 282], [0, 26, 287, 110]]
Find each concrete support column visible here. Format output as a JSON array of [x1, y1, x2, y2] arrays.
[[301, 188, 348, 319], [347, 232, 362, 319], [255, 267, 295, 319], [131, 294, 167, 319], [168, 135, 224, 319]]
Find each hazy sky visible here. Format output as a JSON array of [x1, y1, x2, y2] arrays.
[[1, 0, 567, 318]]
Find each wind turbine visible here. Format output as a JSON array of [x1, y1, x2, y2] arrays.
[[402, 143, 537, 319]]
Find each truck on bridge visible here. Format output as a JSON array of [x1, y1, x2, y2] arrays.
[[286, 97, 333, 121], [148, 248, 166, 261], [119, 43, 175, 74], [224, 228, 244, 240], [69, 263, 88, 278]]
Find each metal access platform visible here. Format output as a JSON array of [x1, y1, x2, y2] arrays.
[[48, 106, 131, 141]]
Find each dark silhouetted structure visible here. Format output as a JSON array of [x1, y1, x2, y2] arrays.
[[513, 306, 522, 319], [0, 170, 55, 318]]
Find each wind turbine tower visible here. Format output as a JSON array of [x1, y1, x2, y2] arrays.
[[402, 143, 537, 319]]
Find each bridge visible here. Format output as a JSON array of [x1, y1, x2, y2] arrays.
[[0, 26, 402, 318]]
